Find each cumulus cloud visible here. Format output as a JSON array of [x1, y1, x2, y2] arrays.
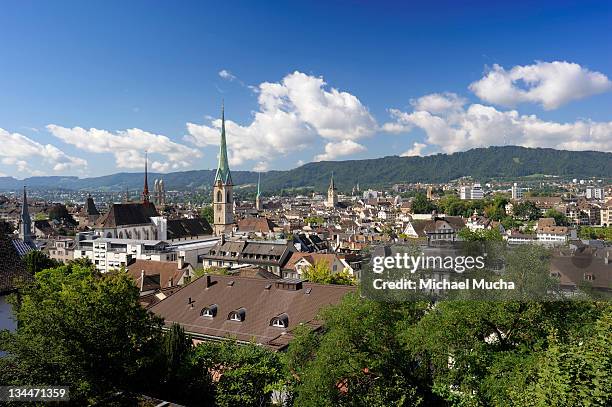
[[384, 92, 612, 154], [185, 71, 377, 165], [469, 61, 612, 110], [0, 128, 87, 174], [46, 125, 200, 171], [411, 92, 466, 114], [401, 142, 428, 157], [314, 140, 366, 161], [253, 161, 268, 172]]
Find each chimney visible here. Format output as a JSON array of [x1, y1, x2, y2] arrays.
[[177, 255, 184, 269], [205, 275, 212, 288], [140, 270, 145, 292], [605, 252, 609, 265], [220, 234, 225, 245]]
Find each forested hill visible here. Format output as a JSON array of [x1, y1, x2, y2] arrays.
[[1, 146, 610, 192]]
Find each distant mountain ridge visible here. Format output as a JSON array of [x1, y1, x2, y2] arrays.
[[1, 146, 610, 192]]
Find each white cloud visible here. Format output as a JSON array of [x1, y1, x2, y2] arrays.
[[469, 61, 612, 110], [411, 92, 466, 114], [0, 128, 87, 174], [314, 140, 366, 161], [401, 142, 428, 157], [47, 125, 199, 171], [186, 71, 377, 166], [219, 69, 237, 81], [384, 92, 612, 154], [253, 161, 268, 172]]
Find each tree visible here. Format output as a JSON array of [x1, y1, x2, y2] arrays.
[[0, 264, 164, 405], [301, 261, 355, 285], [0, 220, 15, 235], [411, 193, 437, 214], [514, 201, 540, 221], [287, 294, 437, 406], [200, 205, 214, 225], [192, 340, 285, 407], [458, 227, 503, 242], [23, 250, 59, 275], [544, 208, 569, 226]]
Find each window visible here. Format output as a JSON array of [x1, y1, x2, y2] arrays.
[[228, 308, 246, 322], [217, 191, 222, 202], [201, 304, 218, 318], [227, 191, 232, 203], [270, 313, 288, 328]]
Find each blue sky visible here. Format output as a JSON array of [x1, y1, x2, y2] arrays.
[[1, 0, 611, 178]]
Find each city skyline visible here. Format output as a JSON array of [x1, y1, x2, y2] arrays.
[[1, 0, 612, 178]]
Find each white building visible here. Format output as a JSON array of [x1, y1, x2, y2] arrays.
[[471, 183, 484, 199], [586, 186, 604, 200], [460, 186, 471, 200], [511, 183, 523, 200]]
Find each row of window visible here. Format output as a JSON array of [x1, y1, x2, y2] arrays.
[[199, 304, 288, 328]]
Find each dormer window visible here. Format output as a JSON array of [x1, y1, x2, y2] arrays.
[[228, 307, 246, 322], [201, 304, 218, 318], [270, 313, 289, 328]]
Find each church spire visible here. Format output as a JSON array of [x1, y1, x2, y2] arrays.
[[329, 171, 336, 191], [257, 172, 261, 198], [142, 151, 150, 204], [214, 101, 232, 185], [19, 185, 32, 243]]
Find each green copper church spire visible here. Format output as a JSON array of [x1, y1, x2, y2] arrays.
[[214, 101, 232, 185], [256, 172, 261, 198]]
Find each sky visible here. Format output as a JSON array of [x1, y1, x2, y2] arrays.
[[0, 0, 611, 178]]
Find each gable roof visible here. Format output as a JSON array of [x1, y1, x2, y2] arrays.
[[126, 259, 191, 291], [237, 217, 276, 233], [166, 218, 213, 239], [149, 274, 355, 350], [95, 203, 159, 228]]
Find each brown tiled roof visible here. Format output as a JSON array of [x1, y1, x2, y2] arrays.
[[237, 217, 276, 233], [149, 274, 355, 350], [95, 203, 158, 228], [0, 233, 31, 294], [126, 259, 190, 290], [230, 266, 281, 280]]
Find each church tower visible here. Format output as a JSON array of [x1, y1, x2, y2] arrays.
[[213, 103, 234, 236], [142, 151, 150, 204], [255, 172, 262, 211], [326, 172, 338, 208], [19, 186, 33, 244]]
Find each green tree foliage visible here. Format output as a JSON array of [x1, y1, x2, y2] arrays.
[[411, 193, 437, 214], [301, 261, 355, 285], [514, 201, 541, 221], [403, 301, 610, 406], [23, 250, 60, 275], [304, 216, 325, 225], [0, 220, 15, 235], [544, 208, 569, 226], [458, 227, 504, 242], [286, 294, 438, 406], [0, 264, 164, 405], [192, 340, 285, 407], [578, 226, 612, 241], [200, 204, 214, 225]]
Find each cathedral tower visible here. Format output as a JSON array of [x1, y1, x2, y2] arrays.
[[213, 103, 234, 236], [326, 172, 338, 208]]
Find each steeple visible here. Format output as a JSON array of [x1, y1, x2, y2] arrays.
[[142, 151, 150, 204], [19, 185, 32, 243], [326, 172, 338, 208], [329, 172, 336, 191], [214, 101, 232, 185], [255, 172, 262, 211]]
